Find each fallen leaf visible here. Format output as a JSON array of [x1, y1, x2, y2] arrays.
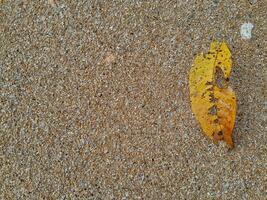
[[189, 41, 236, 148]]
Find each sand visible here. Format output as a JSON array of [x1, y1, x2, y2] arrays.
[[1, 0, 266, 199]]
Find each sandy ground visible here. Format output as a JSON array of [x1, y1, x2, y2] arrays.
[[1, 0, 266, 199]]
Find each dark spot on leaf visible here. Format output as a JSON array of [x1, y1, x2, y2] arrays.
[[217, 131, 223, 136], [208, 105, 217, 115], [213, 131, 224, 140], [215, 67, 227, 88], [205, 81, 213, 85], [209, 94, 218, 102]]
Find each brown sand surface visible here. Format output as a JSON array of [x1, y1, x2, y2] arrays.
[[1, 0, 266, 199]]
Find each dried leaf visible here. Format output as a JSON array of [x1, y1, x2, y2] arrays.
[[189, 41, 236, 148]]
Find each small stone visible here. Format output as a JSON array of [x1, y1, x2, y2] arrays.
[[103, 52, 116, 65], [249, 0, 257, 4], [240, 22, 254, 40], [48, 0, 57, 7]]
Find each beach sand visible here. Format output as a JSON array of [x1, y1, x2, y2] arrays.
[[1, 0, 266, 199]]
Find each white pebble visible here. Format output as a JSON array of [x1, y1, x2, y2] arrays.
[[240, 22, 254, 40], [249, 0, 257, 4]]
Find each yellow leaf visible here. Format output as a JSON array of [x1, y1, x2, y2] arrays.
[[189, 41, 237, 148]]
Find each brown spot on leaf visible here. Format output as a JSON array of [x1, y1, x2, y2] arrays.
[[208, 105, 217, 115], [213, 131, 224, 141], [215, 66, 227, 88]]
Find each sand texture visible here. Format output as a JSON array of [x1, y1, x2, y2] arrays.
[[1, 0, 266, 199]]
